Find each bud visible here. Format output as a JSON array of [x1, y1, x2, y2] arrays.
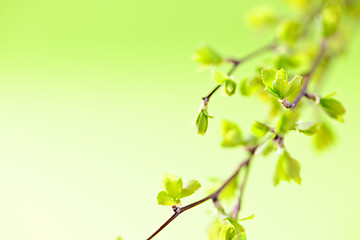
[[195, 110, 208, 136], [224, 79, 237, 96]]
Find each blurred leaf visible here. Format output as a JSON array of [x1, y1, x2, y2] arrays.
[[276, 110, 298, 134], [295, 121, 319, 136], [261, 68, 277, 87], [238, 214, 255, 221], [251, 121, 270, 137], [193, 43, 222, 66], [163, 173, 183, 199], [321, 4, 341, 37], [224, 79, 237, 96], [319, 97, 346, 122], [246, 5, 278, 30], [274, 151, 301, 186], [239, 76, 262, 96], [313, 122, 335, 151], [220, 224, 237, 240], [213, 70, 229, 84], [221, 120, 243, 147], [276, 20, 301, 45], [208, 219, 222, 240], [226, 218, 245, 233], [218, 176, 238, 201]]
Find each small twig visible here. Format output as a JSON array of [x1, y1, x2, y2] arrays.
[[231, 164, 250, 219], [288, 40, 327, 109], [146, 148, 258, 240], [202, 43, 276, 101]]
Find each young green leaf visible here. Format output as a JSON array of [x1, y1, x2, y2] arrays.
[[224, 79, 237, 96], [251, 121, 270, 137], [226, 218, 245, 233], [180, 179, 201, 198], [208, 219, 222, 240], [221, 120, 243, 147], [273, 151, 301, 186], [239, 76, 262, 96], [319, 97, 346, 122], [192, 43, 222, 66], [220, 224, 237, 240], [195, 110, 209, 136], [213, 70, 229, 84], [157, 174, 201, 206], [261, 68, 277, 87]]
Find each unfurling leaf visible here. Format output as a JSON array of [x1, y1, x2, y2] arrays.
[[251, 121, 270, 137], [192, 43, 222, 66], [195, 110, 209, 136], [180, 179, 201, 198], [319, 97, 346, 122], [261, 68, 302, 99], [224, 79, 237, 96], [273, 151, 301, 186], [295, 121, 319, 136], [157, 174, 201, 206], [213, 70, 229, 84], [221, 120, 243, 147], [220, 218, 246, 240]]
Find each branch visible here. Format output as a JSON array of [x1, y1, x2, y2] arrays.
[[284, 40, 327, 109], [231, 164, 250, 219], [146, 148, 257, 240], [202, 43, 276, 102]]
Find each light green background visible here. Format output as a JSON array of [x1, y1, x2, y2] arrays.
[[0, 0, 359, 240]]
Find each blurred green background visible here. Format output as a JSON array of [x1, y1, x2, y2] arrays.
[[0, 0, 359, 239]]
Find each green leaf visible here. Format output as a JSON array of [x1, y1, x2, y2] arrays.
[[276, 110, 298, 134], [195, 110, 209, 136], [221, 120, 243, 147], [157, 191, 178, 206], [218, 176, 238, 201], [158, 174, 201, 206], [163, 173, 183, 199], [246, 5, 278, 30], [220, 224, 237, 240], [239, 76, 262, 96], [276, 20, 301, 45], [212, 70, 229, 84], [238, 214, 255, 221], [286, 75, 302, 97], [208, 219, 222, 240], [261, 68, 277, 87], [224, 79, 237, 96], [192, 43, 222, 66], [295, 121, 319, 136], [319, 97, 346, 122], [274, 151, 301, 186], [313, 122, 335, 151], [251, 121, 270, 137], [234, 232, 247, 240], [226, 218, 245, 233], [321, 4, 341, 37], [180, 179, 201, 198]]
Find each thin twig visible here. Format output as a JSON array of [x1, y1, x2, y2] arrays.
[[288, 40, 327, 109], [146, 149, 257, 240], [202, 43, 275, 101], [231, 165, 250, 219]]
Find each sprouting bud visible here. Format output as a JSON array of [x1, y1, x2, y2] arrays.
[[224, 79, 237, 96], [195, 110, 208, 136]]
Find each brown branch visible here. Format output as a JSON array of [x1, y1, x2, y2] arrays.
[[202, 43, 276, 102], [231, 164, 250, 219], [146, 148, 257, 240], [287, 40, 327, 110]]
